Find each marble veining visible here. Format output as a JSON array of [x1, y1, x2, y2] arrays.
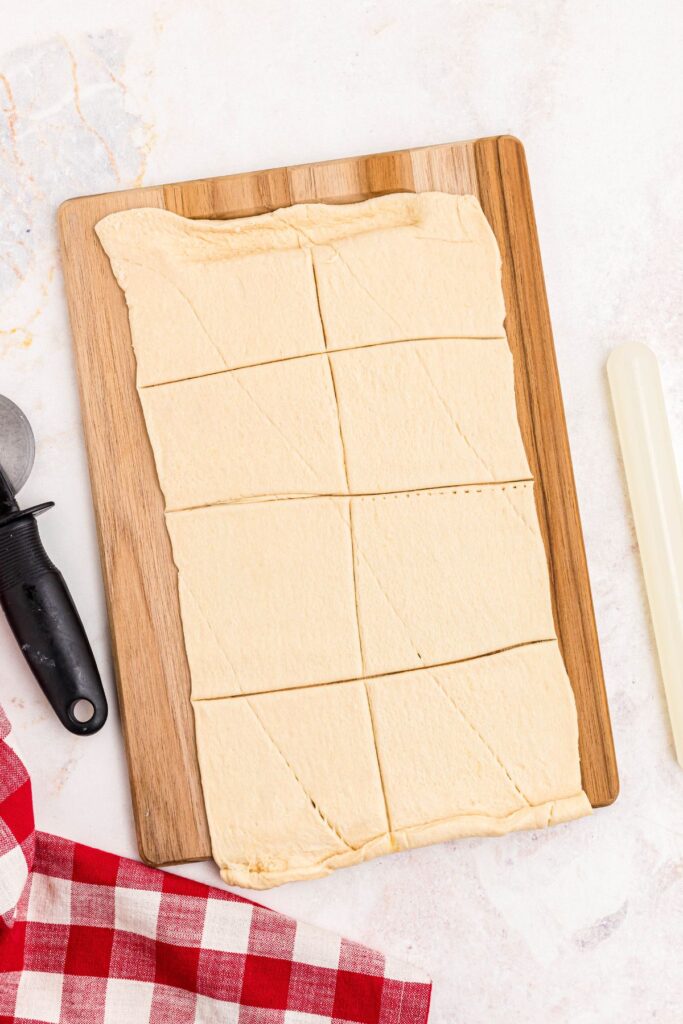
[[1, 2, 682, 1021]]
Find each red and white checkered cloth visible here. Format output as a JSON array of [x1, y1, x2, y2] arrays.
[[0, 705, 431, 1023]]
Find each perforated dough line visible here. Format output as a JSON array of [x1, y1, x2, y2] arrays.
[[164, 479, 537, 515]]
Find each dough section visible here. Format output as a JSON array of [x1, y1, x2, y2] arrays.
[[167, 485, 556, 698], [194, 643, 588, 889], [138, 337, 531, 508]]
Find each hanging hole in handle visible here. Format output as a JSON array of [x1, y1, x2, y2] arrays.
[[69, 698, 95, 724]]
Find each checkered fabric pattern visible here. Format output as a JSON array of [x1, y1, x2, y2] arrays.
[[0, 705, 431, 1023]]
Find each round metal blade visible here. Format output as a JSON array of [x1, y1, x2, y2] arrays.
[[0, 395, 35, 494]]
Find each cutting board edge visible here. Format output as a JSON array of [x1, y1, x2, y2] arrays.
[[57, 134, 618, 869], [475, 135, 618, 807], [57, 137, 480, 211], [57, 192, 213, 866]]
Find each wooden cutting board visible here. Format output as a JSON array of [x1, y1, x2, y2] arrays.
[[58, 135, 619, 868]]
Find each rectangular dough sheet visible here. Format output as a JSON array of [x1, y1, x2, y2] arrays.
[[97, 192, 591, 888]]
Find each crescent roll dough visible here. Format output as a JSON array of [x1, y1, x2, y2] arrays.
[[97, 192, 590, 888]]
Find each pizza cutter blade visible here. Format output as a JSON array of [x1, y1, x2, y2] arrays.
[[0, 394, 108, 735], [0, 394, 35, 495]]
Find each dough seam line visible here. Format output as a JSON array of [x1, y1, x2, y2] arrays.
[[120, 256, 230, 373], [137, 335, 508, 390], [411, 344, 493, 479], [189, 637, 558, 704], [243, 695, 357, 853], [184, 578, 358, 851], [165, 478, 537, 515], [425, 669, 532, 805], [303, 227, 394, 838], [305, 237, 367, 685]]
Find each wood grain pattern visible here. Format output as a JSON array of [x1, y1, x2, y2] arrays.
[[58, 136, 618, 867], [474, 137, 619, 808], [58, 189, 212, 865]]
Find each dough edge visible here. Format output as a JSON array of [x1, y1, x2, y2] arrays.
[[94, 190, 491, 260], [217, 791, 591, 889]]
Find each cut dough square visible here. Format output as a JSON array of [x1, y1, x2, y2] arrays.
[[139, 356, 347, 510], [366, 642, 589, 840], [312, 193, 505, 348], [352, 483, 557, 677], [193, 682, 392, 889], [331, 338, 531, 493], [96, 210, 326, 386], [167, 498, 362, 698]]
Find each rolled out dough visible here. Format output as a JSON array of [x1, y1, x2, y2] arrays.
[[97, 191, 590, 888]]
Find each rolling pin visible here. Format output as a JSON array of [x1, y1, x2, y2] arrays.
[[607, 343, 683, 766]]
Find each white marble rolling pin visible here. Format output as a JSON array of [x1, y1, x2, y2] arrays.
[[607, 343, 683, 766]]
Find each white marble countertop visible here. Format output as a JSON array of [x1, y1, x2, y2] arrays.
[[1, 2, 682, 1020]]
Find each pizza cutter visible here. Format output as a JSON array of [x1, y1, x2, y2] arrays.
[[0, 395, 107, 734]]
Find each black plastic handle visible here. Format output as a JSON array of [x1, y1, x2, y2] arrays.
[[0, 511, 107, 735]]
